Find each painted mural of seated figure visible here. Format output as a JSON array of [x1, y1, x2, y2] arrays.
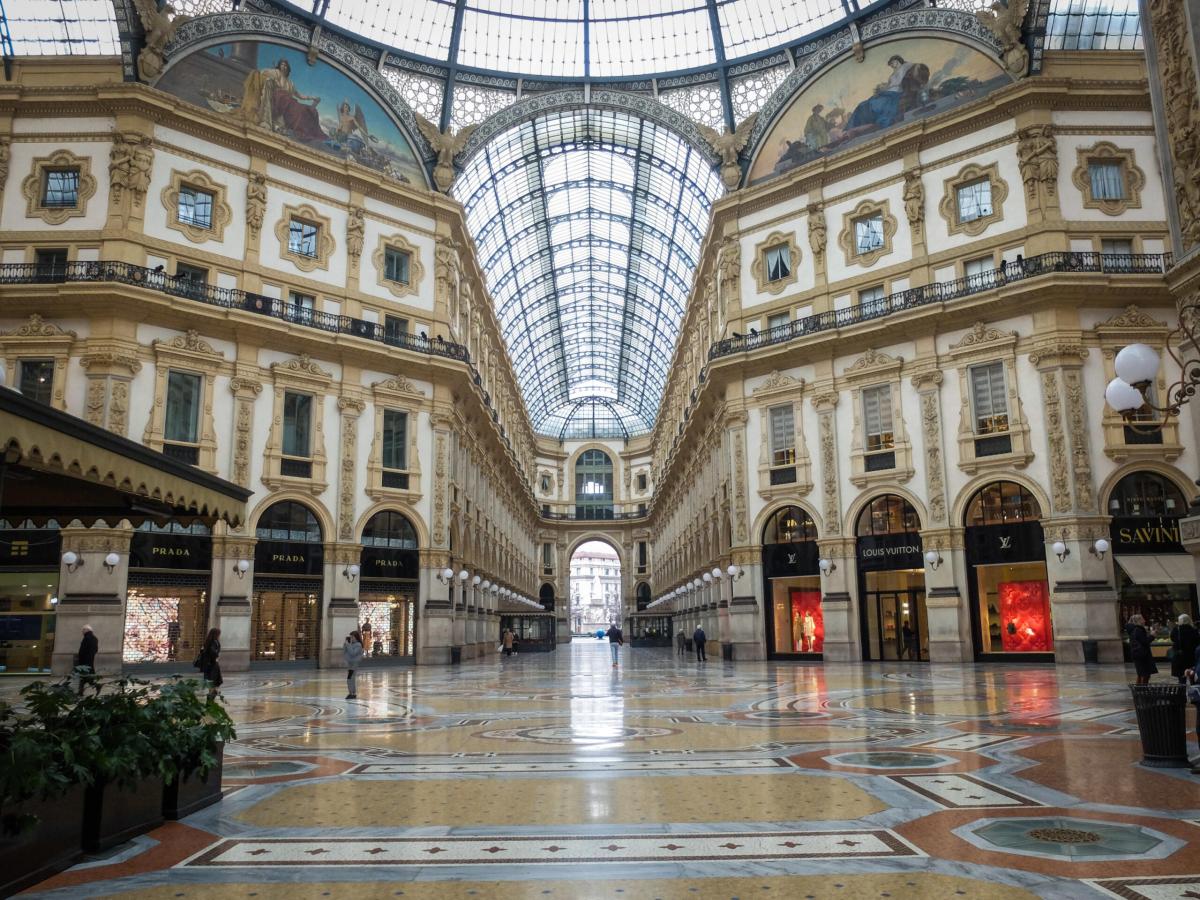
[[240, 58, 326, 143], [844, 54, 930, 136]]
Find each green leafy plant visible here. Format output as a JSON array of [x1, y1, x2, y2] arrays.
[[146, 678, 236, 784]]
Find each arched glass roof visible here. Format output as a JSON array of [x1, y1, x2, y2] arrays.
[[455, 106, 724, 439]]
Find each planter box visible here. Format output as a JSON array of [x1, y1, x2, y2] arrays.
[[163, 743, 225, 820], [82, 777, 164, 852], [0, 785, 86, 896]]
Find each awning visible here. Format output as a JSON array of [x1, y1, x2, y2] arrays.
[[1114, 554, 1196, 586], [1, 387, 250, 527]]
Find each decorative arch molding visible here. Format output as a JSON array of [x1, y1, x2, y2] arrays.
[[565, 533, 627, 573], [157, 13, 434, 185], [248, 491, 335, 542], [950, 472, 1053, 529], [352, 500, 429, 549], [1095, 462, 1196, 513], [842, 485, 929, 537], [455, 89, 722, 171], [751, 500, 825, 546], [744, 13, 1006, 187]]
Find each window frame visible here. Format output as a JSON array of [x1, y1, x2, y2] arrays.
[[22, 150, 96, 225], [372, 233, 425, 299], [276, 203, 335, 272], [161, 169, 232, 244], [17, 358, 55, 405], [839, 199, 896, 268], [1072, 142, 1145, 216], [751, 230, 800, 295], [939, 162, 1008, 237]]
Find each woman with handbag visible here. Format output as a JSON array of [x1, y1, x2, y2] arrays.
[[1126, 614, 1158, 686], [199, 628, 223, 701]]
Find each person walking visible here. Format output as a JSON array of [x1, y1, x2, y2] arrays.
[[1127, 614, 1158, 686], [1171, 614, 1199, 684], [675, 629, 686, 657], [344, 630, 364, 699], [1185, 644, 1200, 774], [606, 622, 624, 667], [901, 620, 917, 660], [502, 628, 515, 657], [199, 628, 223, 701], [76, 625, 98, 695], [693, 625, 707, 663]]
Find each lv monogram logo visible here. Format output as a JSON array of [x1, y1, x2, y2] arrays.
[[787, 553, 797, 564], [999, 536, 1012, 549]]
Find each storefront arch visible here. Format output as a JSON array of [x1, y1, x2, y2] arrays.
[[951, 473, 1050, 529], [250, 494, 331, 542], [855, 493, 926, 661], [251, 499, 325, 664], [854, 493, 923, 536], [354, 501, 430, 549], [761, 504, 822, 659], [752, 500, 823, 544], [357, 508, 419, 663], [1105, 468, 1191, 516], [845, 488, 927, 538]]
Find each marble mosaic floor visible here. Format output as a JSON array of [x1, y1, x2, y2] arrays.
[[15, 642, 1200, 899]]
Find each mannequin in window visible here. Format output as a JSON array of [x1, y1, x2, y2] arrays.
[[802, 611, 817, 652]]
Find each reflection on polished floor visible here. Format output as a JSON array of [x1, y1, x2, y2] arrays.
[[18, 642, 1200, 899]]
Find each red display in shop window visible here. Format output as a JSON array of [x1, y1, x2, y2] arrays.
[[998, 580, 1053, 652], [789, 589, 824, 653]]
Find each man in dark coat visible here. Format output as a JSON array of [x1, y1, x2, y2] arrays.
[[693, 626, 707, 663], [77, 624, 98, 694]]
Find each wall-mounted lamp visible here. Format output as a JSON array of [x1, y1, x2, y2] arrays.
[[711, 567, 723, 579], [924, 549, 943, 571], [482, 579, 492, 590], [233, 558, 251, 579], [343, 563, 360, 583], [458, 569, 470, 582], [103, 552, 120, 574], [1052, 540, 1070, 563], [726, 564, 744, 579], [702, 572, 713, 584], [472, 574, 482, 586], [1090, 538, 1110, 560], [61, 550, 82, 573], [437, 567, 455, 584], [818, 557, 836, 576]]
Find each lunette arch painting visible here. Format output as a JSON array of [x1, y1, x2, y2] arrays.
[[750, 37, 1011, 183], [156, 40, 425, 186]]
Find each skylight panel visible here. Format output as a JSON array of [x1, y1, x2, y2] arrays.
[[458, 4, 584, 76], [589, 2, 715, 76], [325, 0, 457, 60], [1044, 0, 1142, 51], [716, 0, 844, 59], [6, 0, 120, 56]]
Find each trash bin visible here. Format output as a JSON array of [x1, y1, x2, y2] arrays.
[[685, 639, 693, 653], [1082, 640, 1099, 664], [1129, 684, 1190, 768], [450, 646, 462, 665], [722, 643, 733, 662]]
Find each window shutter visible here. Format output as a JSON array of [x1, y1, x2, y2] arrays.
[[769, 405, 794, 453]]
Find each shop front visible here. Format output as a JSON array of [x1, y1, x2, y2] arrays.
[[856, 495, 926, 661], [356, 510, 417, 663], [762, 506, 823, 659], [630, 613, 672, 646], [252, 501, 324, 664], [963, 481, 1053, 660], [1108, 471, 1198, 662], [123, 521, 212, 667], [499, 614, 556, 651], [0, 519, 60, 674]]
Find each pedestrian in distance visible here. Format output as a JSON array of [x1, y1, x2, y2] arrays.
[[502, 628, 515, 657], [606, 622, 624, 667], [344, 630, 364, 699], [675, 629, 686, 657], [1126, 614, 1157, 686], [693, 625, 707, 662], [197, 627, 223, 701], [76, 624, 98, 695], [1171, 614, 1199, 684]]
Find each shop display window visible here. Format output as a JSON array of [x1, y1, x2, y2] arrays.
[[975, 561, 1052, 654], [123, 585, 208, 663], [770, 576, 821, 654], [1117, 579, 1194, 659], [862, 569, 927, 660], [357, 593, 415, 657], [0, 571, 58, 673], [253, 590, 319, 661]]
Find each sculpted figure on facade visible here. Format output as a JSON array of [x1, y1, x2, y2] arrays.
[[0, 138, 9, 196], [245, 172, 267, 239], [435, 238, 462, 318], [718, 238, 740, 313], [807, 204, 826, 263], [132, 0, 190, 82], [903, 170, 924, 232], [346, 206, 365, 271], [697, 113, 757, 191], [414, 114, 479, 192], [1017, 125, 1057, 201], [976, 0, 1031, 79], [110, 132, 153, 206]]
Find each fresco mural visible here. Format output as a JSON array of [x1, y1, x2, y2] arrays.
[[157, 40, 425, 185], [749, 37, 1010, 183]]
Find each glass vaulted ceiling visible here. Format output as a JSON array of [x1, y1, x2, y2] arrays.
[[455, 108, 724, 440]]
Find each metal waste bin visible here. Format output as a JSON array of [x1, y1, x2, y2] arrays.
[[685, 639, 693, 652], [450, 646, 462, 665], [722, 643, 733, 662], [1082, 640, 1099, 663], [1129, 683, 1189, 768]]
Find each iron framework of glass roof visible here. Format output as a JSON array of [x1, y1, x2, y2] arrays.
[[455, 106, 724, 440]]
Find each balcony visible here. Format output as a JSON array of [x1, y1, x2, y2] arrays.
[[0, 261, 470, 363], [709, 252, 1171, 361]]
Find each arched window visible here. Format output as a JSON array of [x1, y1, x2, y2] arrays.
[[255, 501, 322, 542], [965, 481, 1042, 527], [1108, 471, 1187, 517], [856, 494, 920, 536], [635, 581, 651, 610], [361, 510, 419, 548], [763, 506, 818, 544], [575, 449, 614, 519]]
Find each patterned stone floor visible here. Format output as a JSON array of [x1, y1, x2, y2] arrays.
[[14, 642, 1200, 899]]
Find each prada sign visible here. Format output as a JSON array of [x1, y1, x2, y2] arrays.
[[360, 547, 419, 580], [130, 531, 212, 571], [856, 533, 923, 571], [1110, 517, 1185, 555], [255, 540, 324, 575]]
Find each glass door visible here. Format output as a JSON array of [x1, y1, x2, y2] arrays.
[[253, 589, 320, 661]]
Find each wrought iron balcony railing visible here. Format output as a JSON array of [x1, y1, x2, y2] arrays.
[[709, 251, 1170, 360], [0, 261, 470, 362]]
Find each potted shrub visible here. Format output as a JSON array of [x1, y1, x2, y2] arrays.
[[0, 688, 88, 895], [153, 679, 236, 820]]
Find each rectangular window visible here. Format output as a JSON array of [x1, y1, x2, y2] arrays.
[[164, 370, 202, 445], [768, 404, 796, 466], [542, 542, 554, 570], [17, 359, 54, 405], [964, 256, 994, 279], [854, 215, 884, 254], [177, 186, 214, 229], [637, 541, 647, 570], [636, 473, 647, 492], [288, 291, 315, 324], [382, 409, 408, 472], [175, 263, 208, 286], [1089, 161, 1125, 200], [42, 169, 79, 208], [862, 385, 895, 451], [767, 311, 790, 330], [282, 391, 313, 459], [1101, 238, 1134, 256], [384, 247, 411, 284], [970, 362, 1010, 436], [957, 179, 993, 223], [34, 248, 67, 278], [858, 285, 886, 316], [763, 244, 791, 282], [384, 315, 409, 343], [288, 219, 320, 257]]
